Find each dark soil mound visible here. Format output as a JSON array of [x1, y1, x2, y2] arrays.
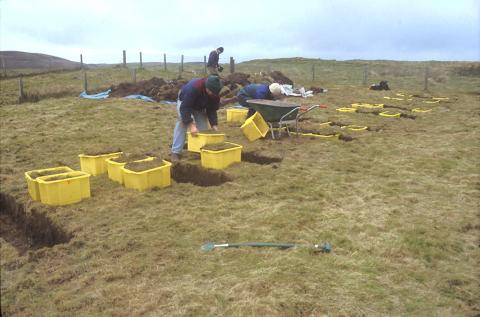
[[109, 77, 187, 102], [269, 71, 294, 85]]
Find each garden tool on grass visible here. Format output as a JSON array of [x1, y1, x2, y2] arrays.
[[201, 242, 331, 252]]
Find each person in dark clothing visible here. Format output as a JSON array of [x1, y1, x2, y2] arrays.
[[170, 75, 223, 161], [207, 47, 224, 75], [237, 83, 286, 118]]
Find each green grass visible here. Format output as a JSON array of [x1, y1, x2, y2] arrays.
[[1, 59, 479, 316]]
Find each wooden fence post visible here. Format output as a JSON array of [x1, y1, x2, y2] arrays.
[[363, 64, 368, 86], [423, 65, 429, 91], [163, 53, 167, 71], [139, 52, 143, 69], [18, 76, 24, 102], [204, 56, 207, 74], [230, 57, 235, 73], [80, 54, 83, 69], [1, 56, 6, 77], [181, 55, 184, 72], [312, 65, 315, 81], [83, 72, 88, 93], [123, 50, 126, 68]]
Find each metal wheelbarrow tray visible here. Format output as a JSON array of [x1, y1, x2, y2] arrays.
[[246, 99, 320, 139]]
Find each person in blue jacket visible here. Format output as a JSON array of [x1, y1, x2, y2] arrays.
[[237, 83, 286, 118], [170, 75, 223, 162]]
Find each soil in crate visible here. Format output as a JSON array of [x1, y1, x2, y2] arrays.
[[111, 153, 150, 163], [43, 174, 80, 181], [202, 143, 239, 151], [124, 158, 165, 172], [83, 148, 122, 156], [29, 169, 69, 179]]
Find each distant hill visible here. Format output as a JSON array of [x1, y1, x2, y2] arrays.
[[0, 51, 81, 69]]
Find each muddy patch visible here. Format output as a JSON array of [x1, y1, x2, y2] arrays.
[[171, 162, 231, 186], [0, 193, 72, 255], [242, 151, 283, 165]]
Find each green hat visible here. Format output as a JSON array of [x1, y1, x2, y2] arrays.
[[205, 75, 223, 95]]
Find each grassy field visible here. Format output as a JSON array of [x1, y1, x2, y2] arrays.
[[1, 59, 479, 316]]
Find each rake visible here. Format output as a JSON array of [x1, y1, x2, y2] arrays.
[[201, 242, 331, 252]]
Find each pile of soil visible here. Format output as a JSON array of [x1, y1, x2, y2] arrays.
[[28, 168, 71, 179], [109, 77, 187, 102], [124, 158, 165, 172], [43, 174, 77, 181], [83, 148, 122, 156], [202, 143, 239, 151], [111, 153, 151, 163], [108, 71, 294, 102]]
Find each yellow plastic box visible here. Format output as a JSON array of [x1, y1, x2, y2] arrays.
[[79, 152, 122, 176], [226, 108, 248, 123], [379, 111, 401, 118], [187, 132, 225, 153], [36, 171, 91, 205], [201, 142, 243, 170], [121, 160, 172, 191], [106, 156, 154, 184], [301, 133, 340, 139], [25, 166, 75, 201], [240, 112, 269, 141]]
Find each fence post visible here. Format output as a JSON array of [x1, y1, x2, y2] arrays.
[[83, 72, 88, 93], [363, 64, 368, 86], [139, 52, 143, 69], [230, 57, 235, 73], [123, 50, 126, 68], [18, 75, 24, 102], [181, 55, 184, 72], [132, 68, 136, 83], [80, 54, 83, 69], [312, 65, 315, 81], [163, 53, 167, 71], [204, 56, 207, 74], [1, 56, 6, 77], [423, 65, 429, 91]]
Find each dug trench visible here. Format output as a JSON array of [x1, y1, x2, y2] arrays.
[[0, 192, 72, 255], [171, 162, 231, 186], [241, 151, 283, 165]]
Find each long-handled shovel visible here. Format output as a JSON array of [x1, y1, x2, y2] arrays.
[[201, 242, 331, 253]]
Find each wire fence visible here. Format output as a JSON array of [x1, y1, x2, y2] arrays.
[[1, 51, 479, 105]]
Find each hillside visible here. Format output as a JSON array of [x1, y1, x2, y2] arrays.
[[0, 51, 81, 69]]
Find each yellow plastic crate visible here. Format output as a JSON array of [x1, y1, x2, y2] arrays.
[[226, 108, 248, 123], [79, 152, 122, 176], [187, 132, 225, 153], [301, 133, 340, 139], [240, 112, 269, 141], [106, 156, 154, 184], [37, 171, 91, 205], [121, 160, 172, 191], [25, 166, 75, 201], [201, 142, 243, 169]]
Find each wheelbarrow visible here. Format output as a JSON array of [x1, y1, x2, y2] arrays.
[[246, 99, 325, 139]]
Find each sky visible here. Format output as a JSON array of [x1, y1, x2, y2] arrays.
[[0, 0, 479, 64]]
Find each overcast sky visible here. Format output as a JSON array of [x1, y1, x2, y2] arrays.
[[1, 0, 478, 63]]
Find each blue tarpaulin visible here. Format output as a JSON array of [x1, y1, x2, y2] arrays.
[[79, 89, 176, 104], [79, 89, 111, 99], [124, 95, 155, 102]]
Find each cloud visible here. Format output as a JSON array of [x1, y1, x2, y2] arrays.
[[0, 0, 478, 62]]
